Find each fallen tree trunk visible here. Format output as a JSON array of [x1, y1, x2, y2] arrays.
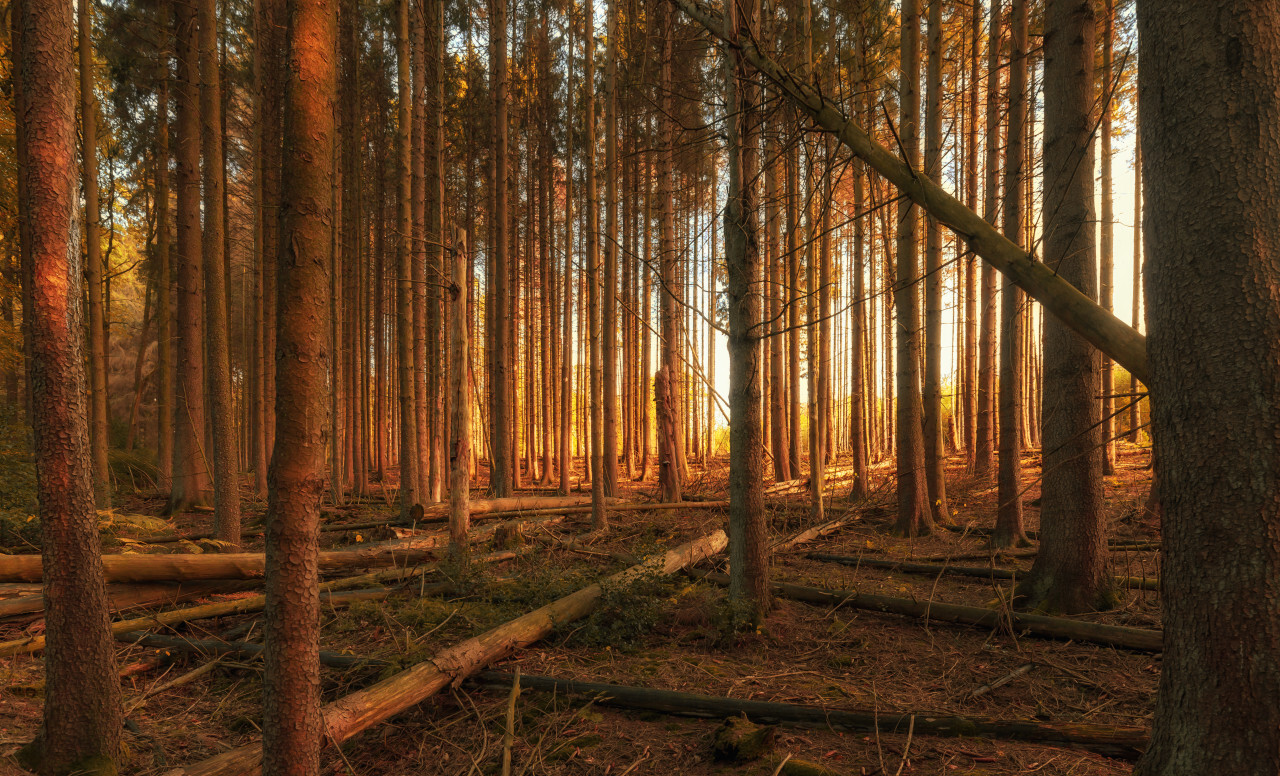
[[807, 554, 1159, 592], [0, 588, 390, 658], [116, 632, 392, 670], [772, 516, 857, 553], [473, 671, 1149, 760], [0, 515, 561, 583], [690, 571, 1163, 651], [668, 0, 1148, 383], [0, 580, 256, 619], [160, 530, 729, 776]]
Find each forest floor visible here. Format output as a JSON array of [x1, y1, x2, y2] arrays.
[[0, 443, 1159, 776]]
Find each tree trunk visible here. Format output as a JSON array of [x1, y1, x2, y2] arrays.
[[155, 72, 173, 490], [1017, 0, 1110, 614], [1127, 138, 1141, 443], [656, 9, 681, 503], [263, 0, 335, 766], [18, 0, 123, 763], [973, 0, 1001, 478], [558, 18, 573, 496], [200, 0, 241, 547], [992, 0, 1028, 550], [922, 0, 950, 525], [395, 0, 418, 516], [448, 231, 471, 556], [168, 0, 212, 514], [725, 0, 768, 621], [488, 0, 510, 497], [602, 0, 619, 498], [585, 0, 605, 528], [79, 0, 111, 511], [1135, 5, 1280, 771], [893, 0, 931, 537], [1098, 0, 1116, 475]]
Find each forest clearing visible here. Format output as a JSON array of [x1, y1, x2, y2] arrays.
[[0, 0, 1275, 772]]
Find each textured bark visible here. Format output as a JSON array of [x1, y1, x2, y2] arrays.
[[558, 21, 573, 496], [922, 0, 950, 525], [200, 0, 240, 547], [1136, 3, 1280, 772], [1098, 0, 1116, 475], [973, 0, 1002, 478], [410, 0, 428, 504], [395, 0, 417, 515], [19, 0, 123, 762], [155, 74, 173, 491], [893, 0, 932, 537], [263, 0, 335, 768], [585, 0, 604, 528], [993, 0, 1028, 550], [961, 0, 980, 463], [487, 0, 510, 497], [765, 120, 790, 482], [656, 9, 682, 503], [601, 0, 619, 498], [425, 0, 444, 503], [79, 0, 111, 511], [725, 0, 768, 619], [167, 0, 211, 514], [1017, 0, 1111, 614], [1127, 139, 1141, 443], [448, 232, 471, 555]]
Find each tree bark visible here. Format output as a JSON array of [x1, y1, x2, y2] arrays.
[[168, 0, 212, 514], [200, 0, 241, 547], [79, 0, 111, 510], [448, 231, 471, 556], [1136, 3, 1280, 772], [396, 0, 418, 515], [1098, 0, 1116, 475], [262, 0, 335, 766], [656, 8, 682, 503], [893, 0, 932, 537], [18, 0, 123, 761], [1017, 0, 1111, 614], [487, 0, 511, 497], [725, 0, 769, 620], [602, 0, 619, 498], [585, 0, 605, 528], [922, 0, 950, 525], [973, 0, 1002, 478]]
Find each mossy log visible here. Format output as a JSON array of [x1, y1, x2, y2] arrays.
[[690, 571, 1163, 651], [712, 716, 777, 762], [808, 554, 1159, 592], [474, 671, 1148, 759], [158, 530, 728, 776]]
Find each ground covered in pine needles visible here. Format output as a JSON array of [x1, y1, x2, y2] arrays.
[[0, 444, 1159, 776]]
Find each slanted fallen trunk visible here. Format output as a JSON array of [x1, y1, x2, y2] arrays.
[[0, 580, 255, 619], [668, 0, 1148, 384], [691, 571, 1163, 651], [0, 515, 561, 583], [473, 671, 1149, 760], [772, 516, 857, 553], [808, 554, 1159, 592], [160, 530, 728, 776]]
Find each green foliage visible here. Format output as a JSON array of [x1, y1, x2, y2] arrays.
[[563, 568, 685, 652]]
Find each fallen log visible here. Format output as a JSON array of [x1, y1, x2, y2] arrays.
[[772, 516, 857, 553], [116, 632, 392, 670], [0, 581, 256, 619], [807, 554, 1159, 592], [669, 0, 1148, 383], [0, 515, 561, 583], [473, 671, 1148, 759], [0, 588, 390, 658], [690, 571, 1163, 651], [159, 529, 728, 776]]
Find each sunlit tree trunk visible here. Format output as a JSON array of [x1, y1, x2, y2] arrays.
[[922, 0, 950, 525], [395, 0, 418, 514], [656, 6, 682, 503], [974, 0, 1002, 478], [18, 0, 122, 764], [1098, 0, 1116, 475], [488, 0, 511, 497]]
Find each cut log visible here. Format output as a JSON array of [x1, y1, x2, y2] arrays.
[[712, 716, 777, 762], [807, 554, 1159, 592], [116, 632, 391, 670], [690, 571, 1163, 651], [772, 517, 856, 553], [474, 671, 1148, 759], [0, 581, 256, 619], [668, 0, 1148, 383], [159, 530, 728, 776], [0, 516, 561, 583]]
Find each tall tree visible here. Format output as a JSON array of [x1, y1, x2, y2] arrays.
[[973, 0, 1002, 478], [602, 0, 619, 497], [992, 0, 1028, 549], [78, 0, 110, 509], [396, 0, 418, 515], [1136, 3, 1280, 772], [18, 0, 123, 764], [1127, 137, 1141, 443], [200, 0, 240, 545], [922, 0, 950, 524], [656, 3, 682, 503], [167, 0, 212, 513], [488, 0, 511, 497], [725, 0, 767, 620], [155, 73, 173, 491], [893, 0, 931, 536], [1017, 0, 1110, 612], [262, 0, 335, 766], [558, 12, 574, 496], [586, 0, 605, 527], [1097, 0, 1116, 475]]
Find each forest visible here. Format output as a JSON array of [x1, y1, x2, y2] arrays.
[[1, 0, 1275, 772]]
